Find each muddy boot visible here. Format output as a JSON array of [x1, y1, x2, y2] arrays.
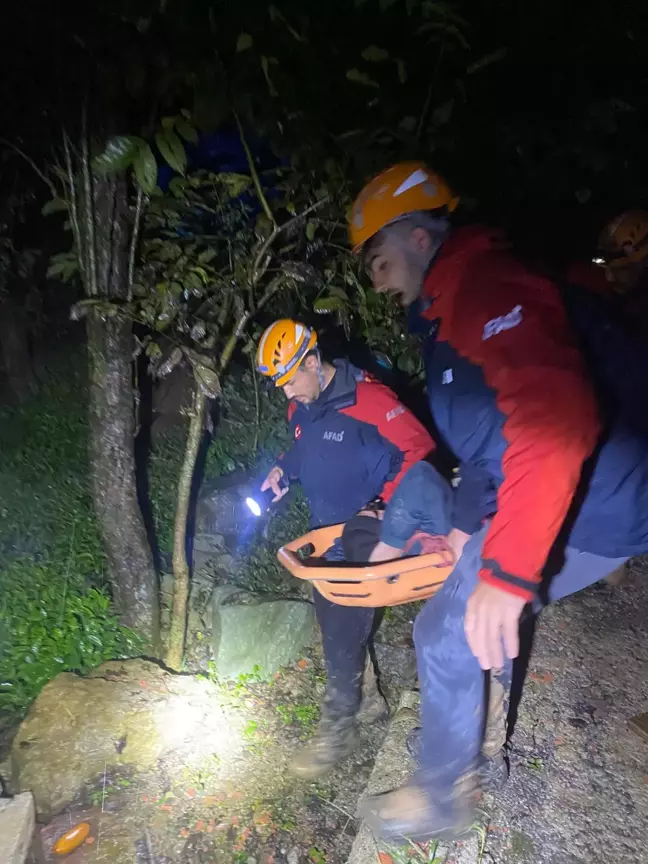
[[357, 656, 389, 725], [405, 728, 509, 792], [359, 772, 479, 844], [289, 710, 359, 781]]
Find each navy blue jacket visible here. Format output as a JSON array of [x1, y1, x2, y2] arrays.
[[279, 360, 433, 528]]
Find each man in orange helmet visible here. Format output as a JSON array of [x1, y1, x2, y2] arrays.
[[567, 208, 648, 339], [255, 318, 435, 780], [347, 163, 648, 842]]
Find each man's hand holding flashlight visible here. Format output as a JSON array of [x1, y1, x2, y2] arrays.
[[261, 466, 290, 502]]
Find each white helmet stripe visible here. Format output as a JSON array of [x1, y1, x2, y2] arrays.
[[393, 168, 429, 197]]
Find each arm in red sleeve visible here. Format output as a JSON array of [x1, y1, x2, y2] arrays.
[[458, 268, 601, 600], [350, 379, 434, 502]]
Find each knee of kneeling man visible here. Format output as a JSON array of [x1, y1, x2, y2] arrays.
[[342, 513, 382, 563]]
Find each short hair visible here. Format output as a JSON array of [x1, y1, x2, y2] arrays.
[[363, 210, 450, 262]]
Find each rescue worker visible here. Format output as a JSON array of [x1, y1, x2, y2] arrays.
[[347, 163, 648, 841], [255, 318, 433, 780], [566, 208, 648, 342]]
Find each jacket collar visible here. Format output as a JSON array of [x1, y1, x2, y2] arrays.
[[293, 359, 361, 418], [412, 226, 509, 328]]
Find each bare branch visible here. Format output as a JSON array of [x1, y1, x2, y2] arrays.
[[234, 110, 276, 229], [62, 129, 85, 278], [80, 103, 98, 297], [251, 197, 329, 286], [0, 138, 58, 199], [128, 183, 145, 300]]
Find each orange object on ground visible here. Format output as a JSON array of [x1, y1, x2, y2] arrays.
[[53, 822, 91, 855], [277, 524, 454, 607]]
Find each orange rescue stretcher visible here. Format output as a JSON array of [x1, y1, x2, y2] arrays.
[[277, 524, 455, 607]]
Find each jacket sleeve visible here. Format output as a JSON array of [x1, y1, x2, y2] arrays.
[[459, 259, 601, 600], [351, 380, 434, 502], [451, 461, 497, 535]]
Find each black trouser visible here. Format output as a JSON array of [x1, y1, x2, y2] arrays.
[[315, 514, 382, 718]]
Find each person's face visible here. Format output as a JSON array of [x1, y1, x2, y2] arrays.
[[365, 226, 432, 307], [281, 355, 321, 404]]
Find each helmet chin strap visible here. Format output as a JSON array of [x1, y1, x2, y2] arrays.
[[316, 351, 327, 392]]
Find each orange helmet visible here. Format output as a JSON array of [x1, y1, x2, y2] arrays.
[[349, 161, 459, 252], [597, 209, 648, 270], [256, 319, 318, 387]]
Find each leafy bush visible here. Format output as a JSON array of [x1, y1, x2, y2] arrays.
[[0, 562, 143, 710], [0, 353, 143, 713]]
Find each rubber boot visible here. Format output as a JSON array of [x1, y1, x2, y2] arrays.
[[357, 656, 389, 725], [289, 709, 359, 780]]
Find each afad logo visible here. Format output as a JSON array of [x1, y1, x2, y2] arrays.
[[295, 425, 302, 439]]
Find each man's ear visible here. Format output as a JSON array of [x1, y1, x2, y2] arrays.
[[303, 353, 319, 373], [409, 226, 432, 255]]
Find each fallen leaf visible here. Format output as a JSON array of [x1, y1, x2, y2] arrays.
[[187, 788, 197, 798], [529, 671, 553, 684], [195, 820, 205, 831], [297, 659, 309, 669], [179, 827, 190, 838], [202, 795, 221, 806], [159, 804, 173, 812], [255, 812, 272, 826], [378, 853, 393, 864], [85, 837, 96, 845], [141, 795, 149, 802]]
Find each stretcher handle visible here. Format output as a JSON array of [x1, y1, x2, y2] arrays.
[[277, 524, 454, 584]]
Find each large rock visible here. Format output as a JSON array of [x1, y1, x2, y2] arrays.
[[11, 658, 235, 818], [211, 586, 314, 679]]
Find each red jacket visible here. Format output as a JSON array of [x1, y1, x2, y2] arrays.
[[415, 227, 602, 600]]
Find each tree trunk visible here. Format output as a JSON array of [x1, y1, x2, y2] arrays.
[[85, 172, 159, 649], [166, 386, 207, 670], [0, 295, 36, 402]]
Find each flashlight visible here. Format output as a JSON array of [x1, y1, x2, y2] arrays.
[[245, 476, 289, 517]]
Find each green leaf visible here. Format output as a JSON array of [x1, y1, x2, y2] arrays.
[[237, 32, 253, 52], [361, 45, 389, 62], [397, 59, 408, 83], [169, 177, 188, 198], [161, 116, 176, 131], [466, 47, 507, 75], [314, 296, 346, 314], [47, 251, 78, 283], [92, 135, 141, 174], [431, 99, 454, 127], [306, 221, 316, 241], [41, 198, 68, 216], [346, 68, 379, 88], [261, 56, 278, 97], [176, 119, 198, 144], [133, 142, 157, 194], [155, 130, 187, 175]]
